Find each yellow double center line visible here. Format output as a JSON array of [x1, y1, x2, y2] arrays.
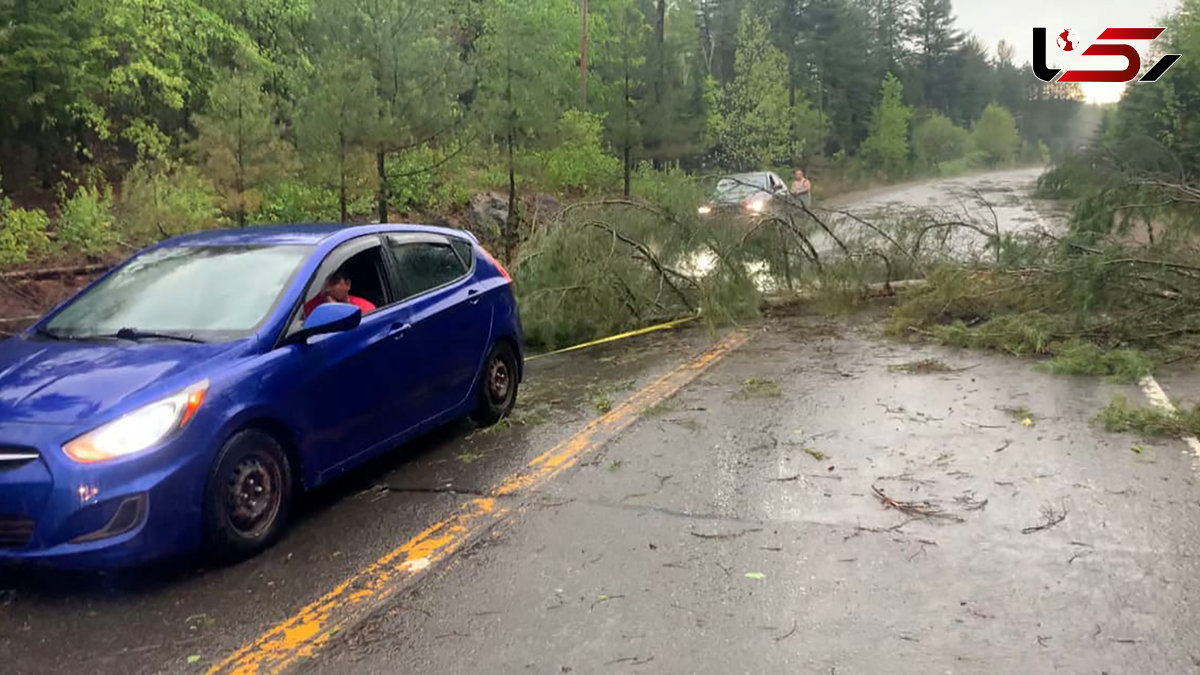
[[210, 330, 749, 675]]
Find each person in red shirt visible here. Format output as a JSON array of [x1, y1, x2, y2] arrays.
[[303, 269, 375, 318]]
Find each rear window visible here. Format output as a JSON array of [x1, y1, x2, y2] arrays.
[[388, 240, 469, 299], [450, 238, 474, 268]]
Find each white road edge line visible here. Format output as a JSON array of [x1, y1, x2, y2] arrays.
[[1138, 375, 1200, 462]]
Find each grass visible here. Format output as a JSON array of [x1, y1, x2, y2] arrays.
[[1097, 395, 1200, 438], [735, 377, 783, 400], [608, 459, 623, 472], [887, 358, 956, 374], [590, 392, 613, 414]]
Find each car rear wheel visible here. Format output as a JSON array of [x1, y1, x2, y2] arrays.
[[203, 429, 293, 561], [471, 342, 519, 427]]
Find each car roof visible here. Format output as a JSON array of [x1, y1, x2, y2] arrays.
[[159, 223, 474, 247]]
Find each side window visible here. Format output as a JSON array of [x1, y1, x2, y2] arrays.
[[286, 239, 390, 335], [387, 239, 468, 300]]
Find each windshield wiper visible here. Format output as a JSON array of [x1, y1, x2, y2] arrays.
[[32, 326, 66, 340], [92, 327, 207, 344]]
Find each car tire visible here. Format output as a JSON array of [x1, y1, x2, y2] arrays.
[[203, 429, 293, 561], [471, 342, 519, 427]]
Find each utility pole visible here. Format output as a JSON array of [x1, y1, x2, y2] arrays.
[[580, 0, 589, 107]]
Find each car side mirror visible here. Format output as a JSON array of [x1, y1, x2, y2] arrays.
[[290, 303, 361, 344]]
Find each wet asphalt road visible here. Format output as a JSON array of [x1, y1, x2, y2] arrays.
[[4, 170, 1200, 674]]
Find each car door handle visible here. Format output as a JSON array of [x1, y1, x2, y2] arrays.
[[468, 288, 481, 305], [388, 322, 411, 338]]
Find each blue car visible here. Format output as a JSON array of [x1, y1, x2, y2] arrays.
[[0, 224, 523, 569]]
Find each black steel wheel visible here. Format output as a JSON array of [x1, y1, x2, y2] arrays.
[[203, 429, 293, 561], [471, 342, 519, 427]]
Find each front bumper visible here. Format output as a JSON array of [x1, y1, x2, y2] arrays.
[[0, 421, 211, 569]]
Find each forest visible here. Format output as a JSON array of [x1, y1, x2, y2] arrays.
[[4, 0, 1200, 366], [0, 0, 1094, 266]]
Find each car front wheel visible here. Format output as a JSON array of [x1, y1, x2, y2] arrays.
[[203, 429, 293, 561], [471, 342, 519, 427]]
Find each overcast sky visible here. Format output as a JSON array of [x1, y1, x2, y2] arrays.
[[952, 0, 1181, 102]]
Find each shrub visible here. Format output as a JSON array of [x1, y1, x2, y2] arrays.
[[57, 184, 118, 256], [913, 113, 971, 170], [388, 145, 472, 215], [0, 198, 51, 266], [117, 162, 221, 243], [538, 111, 621, 194], [972, 104, 1020, 166], [255, 180, 342, 223]]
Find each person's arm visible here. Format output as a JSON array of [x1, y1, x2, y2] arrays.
[[303, 295, 321, 318]]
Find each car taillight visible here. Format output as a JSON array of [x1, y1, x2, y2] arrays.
[[481, 247, 512, 282]]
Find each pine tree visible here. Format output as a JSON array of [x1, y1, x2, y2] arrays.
[[719, 10, 792, 168], [294, 51, 379, 222], [906, 0, 962, 112], [593, 0, 650, 195], [190, 68, 296, 226], [475, 0, 576, 261]]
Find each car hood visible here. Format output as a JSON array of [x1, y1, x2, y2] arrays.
[[0, 336, 241, 426]]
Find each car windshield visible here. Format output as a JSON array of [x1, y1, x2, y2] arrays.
[[44, 244, 312, 341], [713, 174, 770, 202]]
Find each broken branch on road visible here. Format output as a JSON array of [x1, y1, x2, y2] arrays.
[[871, 485, 964, 522], [1022, 503, 1068, 534], [689, 527, 763, 540]]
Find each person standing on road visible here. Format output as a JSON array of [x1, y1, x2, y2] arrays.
[[790, 169, 812, 207]]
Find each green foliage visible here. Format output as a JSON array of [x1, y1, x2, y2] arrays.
[[1098, 395, 1200, 438], [860, 74, 913, 178], [56, 183, 117, 256], [539, 111, 621, 194], [1039, 341, 1154, 382], [117, 161, 221, 242], [906, 0, 963, 112], [929, 313, 1058, 355], [912, 112, 971, 169], [972, 104, 1019, 166], [387, 146, 472, 214], [294, 50, 379, 222], [716, 10, 819, 168], [0, 179, 51, 266], [515, 176, 760, 349], [190, 68, 297, 226], [254, 181, 341, 223]]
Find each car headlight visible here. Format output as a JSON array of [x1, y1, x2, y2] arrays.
[[745, 198, 767, 213], [64, 380, 209, 463], [698, 205, 713, 215]]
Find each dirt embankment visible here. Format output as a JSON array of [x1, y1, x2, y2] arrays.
[[0, 271, 99, 334]]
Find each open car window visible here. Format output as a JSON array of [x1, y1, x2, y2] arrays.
[[284, 237, 391, 338]]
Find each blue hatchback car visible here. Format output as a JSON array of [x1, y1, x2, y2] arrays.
[[0, 224, 523, 568]]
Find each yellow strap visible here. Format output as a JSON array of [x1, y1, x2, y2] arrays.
[[526, 315, 700, 362]]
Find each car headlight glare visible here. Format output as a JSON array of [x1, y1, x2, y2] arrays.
[[698, 205, 713, 215], [64, 380, 209, 463], [745, 199, 766, 213]]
